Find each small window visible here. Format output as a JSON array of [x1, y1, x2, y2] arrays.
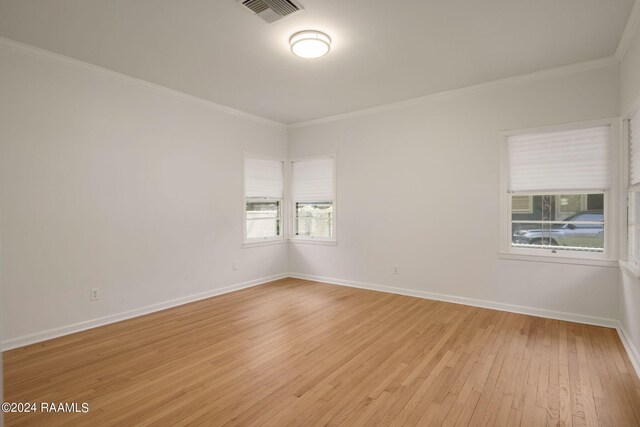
[[244, 157, 284, 243], [291, 156, 336, 241], [503, 124, 611, 259]]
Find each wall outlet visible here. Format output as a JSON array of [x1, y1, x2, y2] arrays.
[[393, 266, 399, 275], [232, 261, 238, 271], [90, 288, 100, 301]]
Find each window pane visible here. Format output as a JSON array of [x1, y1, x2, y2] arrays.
[[558, 194, 586, 216], [246, 201, 279, 218], [629, 191, 640, 262], [511, 193, 604, 252], [512, 221, 603, 252], [512, 194, 603, 222], [511, 195, 532, 213], [247, 218, 280, 239], [630, 226, 640, 260], [246, 200, 280, 239], [631, 192, 640, 226], [571, 213, 603, 225], [296, 202, 333, 238]]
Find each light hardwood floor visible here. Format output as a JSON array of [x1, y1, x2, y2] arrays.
[[3, 278, 640, 426]]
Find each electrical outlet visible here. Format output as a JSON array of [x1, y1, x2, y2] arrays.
[[393, 266, 399, 275], [90, 288, 100, 301], [232, 261, 238, 271]]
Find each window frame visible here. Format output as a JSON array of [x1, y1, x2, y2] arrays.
[[289, 154, 337, 244], [626, 187, 640, 274], [623, 112, 640, 277], [243, 153, 287, 247], [499, 118, 619, 266]]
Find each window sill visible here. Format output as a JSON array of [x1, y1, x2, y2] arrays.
[[619, 260, 640, 278], [498, 252, 618, 267], [290, 238, 337, 246], [243, 239, 287, 249]]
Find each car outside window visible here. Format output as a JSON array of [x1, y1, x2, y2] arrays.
[[511, 194, 604, 253]]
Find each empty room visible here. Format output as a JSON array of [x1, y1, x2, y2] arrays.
[[1, 0, 640, 425]]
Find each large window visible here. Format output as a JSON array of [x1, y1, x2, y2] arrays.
[[503, 124, 611, 259], [244, 156, 284, 243], [291, 156, 335, 241]]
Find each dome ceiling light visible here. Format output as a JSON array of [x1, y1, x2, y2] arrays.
[[289, 30, 331, 59]]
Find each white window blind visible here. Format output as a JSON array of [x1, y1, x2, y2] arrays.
[[244, 158, 283, 199], [631, 111, 640, 186], [507, 126, 610, 192], [291, 157, 334, 202]]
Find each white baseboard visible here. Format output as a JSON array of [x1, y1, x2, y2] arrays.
[[288, 273, 619, 328], [1, 273, 287, 351], [5, 272, 639, 381], [289, 272, 640, 379], [615, 323, 640, 380]]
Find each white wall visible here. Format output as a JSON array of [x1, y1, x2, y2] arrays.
[[0, 44, 289, 347], [0, 39, 628, 355], [620, 22, 640, 368], [622, 22, 640, 116], [289, 64, 621, 322]]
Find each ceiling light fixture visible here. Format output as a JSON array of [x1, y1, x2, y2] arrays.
[[289, 30, 331, 59]]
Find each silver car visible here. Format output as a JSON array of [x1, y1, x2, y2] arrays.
[[512, 211, 604, 250]]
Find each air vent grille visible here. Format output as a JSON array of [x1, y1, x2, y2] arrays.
[[243, 0, 269, 14], [240, 0, 303, 23], [264, 0, 298, 16]]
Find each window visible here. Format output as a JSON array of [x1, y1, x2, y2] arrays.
[[244, 157, 284, 243], [628, 110, 640, 269], [503, 124, 611, 259], [291, 156, 335, 241]]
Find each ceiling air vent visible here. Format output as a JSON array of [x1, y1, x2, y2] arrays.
[[239, 0, 304, 23]]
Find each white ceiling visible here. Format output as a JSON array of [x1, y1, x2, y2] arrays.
[[0, 0, 634, 124]]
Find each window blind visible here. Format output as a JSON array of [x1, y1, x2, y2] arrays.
[[291, 157, 334, 202], [244, 158, 283, 199], [631, 110, 640, 186], [507, 126, 610, 192]]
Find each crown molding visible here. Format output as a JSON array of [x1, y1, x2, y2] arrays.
[[0, 36, 622, 132], [0, 37, 287, 130], [289, 56, 620, 129], [615, 0, 640, 61]]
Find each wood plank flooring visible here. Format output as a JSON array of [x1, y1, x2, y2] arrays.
[[3, 278, 640, 426]]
